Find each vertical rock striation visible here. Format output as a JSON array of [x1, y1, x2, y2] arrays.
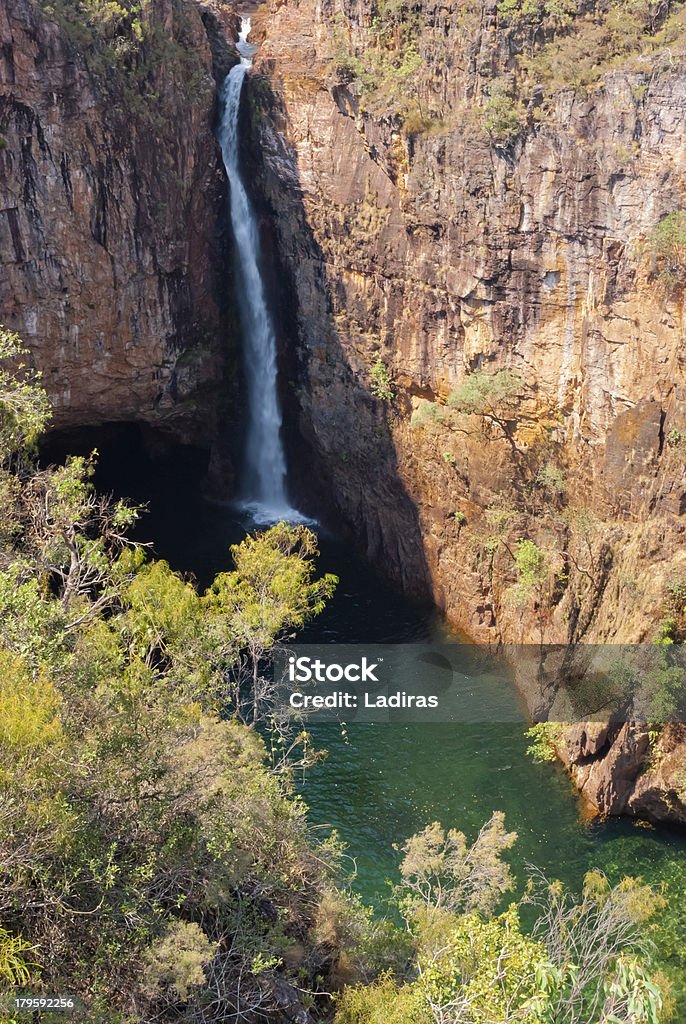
[[248, 0, 686, 822], [0, 0, 237, 450]]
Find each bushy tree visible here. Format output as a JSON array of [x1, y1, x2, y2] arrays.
[[0, 520, 339, 1016], [0, 332, 341, 1019], [483, 81, 523, 144], [369, 359, 394, 403], [448, 368, 522, 420], [527, 870, 665, 1024], [651, 210, 686, 288], [397, 813, 518, 918], [207, 523, 338, 725], [507, 538, 550, 608], [447, 369, 535, 473], [418, 906, 550, 1023], [336, 818, 666, 1024], [0, 326, 51, 468]]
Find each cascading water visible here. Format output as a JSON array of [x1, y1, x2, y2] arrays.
[[218, 18, 301, 525]]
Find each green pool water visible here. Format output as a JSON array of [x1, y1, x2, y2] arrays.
[[300, 721, 685, 903]]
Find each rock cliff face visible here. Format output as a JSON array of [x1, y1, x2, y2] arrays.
[[0, 0, 237, 456], [247, 0, 686, 822]]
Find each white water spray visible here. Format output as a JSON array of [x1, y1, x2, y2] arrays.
[[218, 18, 302, 525]]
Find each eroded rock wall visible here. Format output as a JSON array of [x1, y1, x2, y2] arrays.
[[1, 0, 237, 450], [248, 0, 686, 821]]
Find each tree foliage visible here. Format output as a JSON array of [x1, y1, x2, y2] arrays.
[[398, 813, 518, 918], [447, 369, 523, 418], [369, 358, 394, 403], [0, 523, 340, 1017], [507, 538, 550, 608], [650, 211, 686, 290], [0, 334, 343, 1019], [208, 523, 338, 727], [0, 327, 51, 468], [418, 906, 550, 1023], [483, 80, 524, 144], [336, 819, 666, 1024]]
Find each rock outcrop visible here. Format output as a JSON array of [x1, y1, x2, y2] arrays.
[[246, 0, 686, 823], [0, 0, 237, 454]]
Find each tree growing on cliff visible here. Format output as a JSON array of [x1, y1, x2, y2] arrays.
[[0, 326, 51, 468], [447, 367, 523, 425], [447, 368, 531, 463], [654, 575, 686, 644], [370, 358, 395, 403], [508, 538, 550, 606], [650, 211, 686, 290], [483, 80, 524, 144]]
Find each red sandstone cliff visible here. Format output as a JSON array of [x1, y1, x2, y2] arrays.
[[1, 0, 237, 450], [248, 0, 686, 823]]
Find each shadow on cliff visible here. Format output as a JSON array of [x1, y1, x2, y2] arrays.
[[239, 74, 432, 601]]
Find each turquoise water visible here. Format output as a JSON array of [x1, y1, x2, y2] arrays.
[[302, 720, 686, 903], [291, 540, 686, 909]]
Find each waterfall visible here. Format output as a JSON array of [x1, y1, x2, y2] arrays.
[[218, 18, 301, 525]]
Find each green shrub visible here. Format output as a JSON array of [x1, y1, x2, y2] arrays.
[[515, 538, 548, 587], [335, 973, 431, 1024], [497, 0, 576, 25], [526, 721, 562, 762], [447, 368, 522, 415], [38, 0, 209, 123], [338, 816, 666, 1024], [411, 400, 444, 429], [537, 461, 566, 497], [483, 80, 523, 144], [418, 907, 550, 1021], [143, 922, 216, 1002], [0, 326, 51, 464], [651, 211, 686, 289], [369, 359, 394, 402], [667, 427, 686, 449], [519, 0, 686, 95], [328, 3, 428, 130], [654, 576, 686, 644], [506, 538, 550, 608]]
